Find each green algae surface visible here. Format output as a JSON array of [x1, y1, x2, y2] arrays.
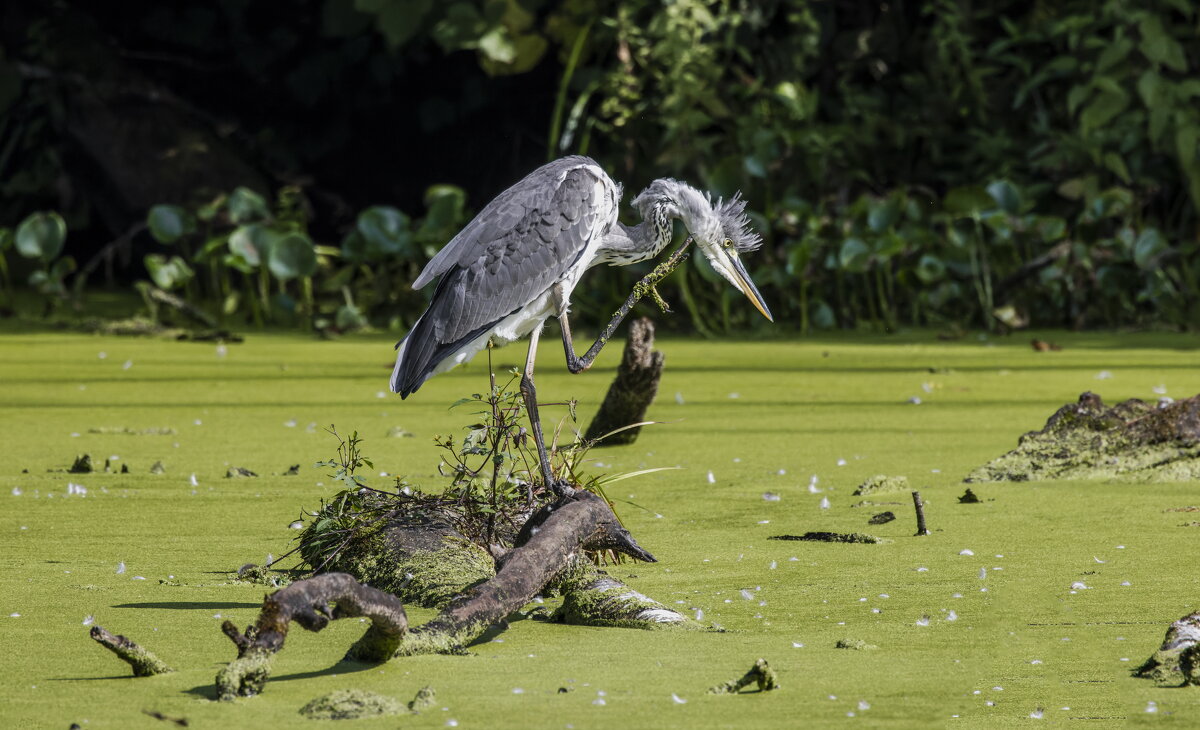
[[2, 327, 1199, 728]]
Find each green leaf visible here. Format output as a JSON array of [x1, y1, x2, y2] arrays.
[[1133, 228, 1168, 269], [743, 155, 767, 179], [356, 206, 412, 256], [1136, 70, 1165, 108], [1067, 84, 1092, 117], [477, 26, 515, 63], [1080, 89, 1129, 134], [786, 243, 812, 277], [1175, 124, 1198, 168], [144, 254, 194, 290], [480, 31, 547, 76], [986, 180, 1021, 214], [146, 204, 192, 244], [1035, 216, 1068, 243], [228, 224, 272, 267], [0, 227, 12, 251], [377, 0, 432, 47], [432, 3, 487, 52], [867, 200, 900, 232], [15, 211, 67, 262], [1139, 14, 1187, 72], [914, 254, 945, 284], [1096, 38, 1133, 73], [268, 232, 318, 280], [838, 237, 870, 272], [810, 300, 835, 329], [1103, 151, 1131, 183], [228, 187, 270, 224], [421, 184, 467, 237], [942, 186, 993, 215]]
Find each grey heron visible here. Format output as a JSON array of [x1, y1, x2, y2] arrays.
[[390, 155, 771, 492]]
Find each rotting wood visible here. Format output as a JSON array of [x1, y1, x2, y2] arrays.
[[708, 658, 779, 694], [584, 317, 664, 446], [216, 572, 408, 700], [912, 491, 930, 536], [768, 532, 880, 544], [394, 490, 656, 656], [552, 558, 693, 629], [89, 625, 174, 676], [215, 490, 658, 698]]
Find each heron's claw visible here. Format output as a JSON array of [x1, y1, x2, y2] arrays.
[[649, 285, 672, 314]]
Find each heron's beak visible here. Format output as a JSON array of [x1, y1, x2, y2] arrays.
[[716, 250, 774, 322]]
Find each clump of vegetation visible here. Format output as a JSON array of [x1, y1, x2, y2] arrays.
[[298, 689, 405, 720], [852, 474, 911, 496], [288, 363, 666, 608], [967, 392, 1200, 482]]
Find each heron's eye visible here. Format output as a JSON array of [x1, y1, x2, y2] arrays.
[[722, 238, 734, 249]]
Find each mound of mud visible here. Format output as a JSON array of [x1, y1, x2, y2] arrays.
[[966, 392, 1200, 483]]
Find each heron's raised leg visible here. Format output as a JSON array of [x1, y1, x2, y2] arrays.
[[557, 237, 692, 374], [520, 327, 570, 497]]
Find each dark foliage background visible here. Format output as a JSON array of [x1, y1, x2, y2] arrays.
[[1, 0, 1197, 334]]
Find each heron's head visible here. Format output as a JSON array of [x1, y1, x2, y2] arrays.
[[696, 192, 773, 322], [634, 180, 773, 322]]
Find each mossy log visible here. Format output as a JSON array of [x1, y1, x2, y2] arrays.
[[88, 625, 174, 676], [583, 317, 664, 446], [217, 491, 659, 697], [708, 658, 780, 694], [552, 559, 693, 629], [302, 514, 496, 609], [394, 490, 656, 656], [967, 391, 1200, 482], [216, 573, 408, 700], [1134, 610, 1200, 686]]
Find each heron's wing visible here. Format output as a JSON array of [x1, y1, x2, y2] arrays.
[[413, 155, 604, 290], [393, 157, 618, 396]]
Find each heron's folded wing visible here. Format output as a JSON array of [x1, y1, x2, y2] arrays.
[[412, 155, 602, 290], [436, 163, 615, 344]]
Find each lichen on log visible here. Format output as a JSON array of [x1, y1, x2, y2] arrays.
[[1134, 610, 1200, 686], [552, 558, 694, 629], [967, 391, 1200, 482], [298, 500, 497, 609], [88, 625, 174, 676], [583, 317, 664, 446]]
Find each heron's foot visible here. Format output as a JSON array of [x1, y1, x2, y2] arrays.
[[649, 285, 672, 314], [546, 477, 578, 500]]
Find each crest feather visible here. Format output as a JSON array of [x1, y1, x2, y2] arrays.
[[714, 192, 762, 253]]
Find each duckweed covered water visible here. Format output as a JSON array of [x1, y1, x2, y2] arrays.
[[1, 328, 1198, 727]]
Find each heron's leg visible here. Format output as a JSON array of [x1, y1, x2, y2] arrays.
[[557, 237, 692, 374], [520, 327, 564, 496]]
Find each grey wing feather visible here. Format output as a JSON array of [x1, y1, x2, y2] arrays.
[[413, 155, 602, 290], [392, 157, 615, 396]]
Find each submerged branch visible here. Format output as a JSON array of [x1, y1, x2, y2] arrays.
[[708, 658, 780, 694], [216, 573, 407, 700], [89, 625, 174, 676]]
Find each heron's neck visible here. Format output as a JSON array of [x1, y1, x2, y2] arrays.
[[594, 200, 677, 266]]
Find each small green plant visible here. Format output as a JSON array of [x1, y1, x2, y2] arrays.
[[313, 426, 373, 490]]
